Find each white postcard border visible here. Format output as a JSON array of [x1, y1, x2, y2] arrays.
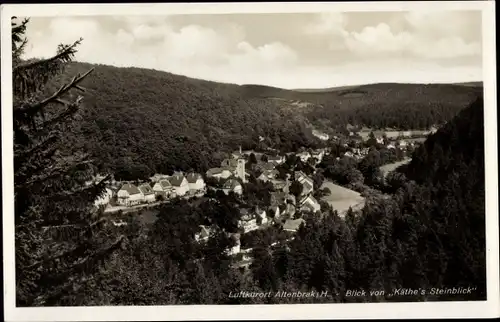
[[2, 1, 498, 321]]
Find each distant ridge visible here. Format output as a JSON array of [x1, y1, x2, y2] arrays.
[[293, 81, 483, 93]]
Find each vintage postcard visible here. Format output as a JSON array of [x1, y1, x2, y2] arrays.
[[1, 1, 498, 321]]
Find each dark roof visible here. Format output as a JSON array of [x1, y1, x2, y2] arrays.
[[138, 183, 154, 195], [119, 183, 141, 195], [221, 159, 239, 168], [169, 174, 186, 187], [267, 155, 283, 161], [206, 167, 223, 176], [186, 173, 202, 183], [223, 178, 241, 190], [259, 163, 275, 171], [159, 179, 173, 189], [302, 181, 314, 193]]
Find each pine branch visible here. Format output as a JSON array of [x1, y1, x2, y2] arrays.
[[31, 235, 127, 306], [14, 133, 58, 165], [14, 68, 93, 120], [33, 98, 82, 136], [17, 158, 93, 189], [47, 174, 111, 200], [13, 38, 82, 74]]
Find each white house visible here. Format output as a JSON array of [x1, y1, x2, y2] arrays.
[[138, 183, 156, 203], [256, 208, 268, 225], [223, 178, 243, 195], [238, 209, 259, 233], [94, 187, 113, 207], [269, 205, 281, 220], [297, 151, 311, 162], [149, 173, 170, 183], [152, 179, 176, 199], [398, 140, 408, 148], [169, 174, 189, 197], [186, 173, 206, 192], [225, 234, 241, 256], [299, 195, 321, 213], [117, 183, 144, 206], [195, 225, 212, 243], [311, 149, 326, 163], [283, 218, 306, 232], [267, 155, 285, 165], [295, 171, 314, 195], [206, 167, 233, 180]]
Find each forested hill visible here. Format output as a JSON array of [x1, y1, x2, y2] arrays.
[[48, 61, 482, 179], [48, 62, 319, 180], [395, 96, 486, 298], [242, 82, 483, 131], [402, 96, 485, 185]]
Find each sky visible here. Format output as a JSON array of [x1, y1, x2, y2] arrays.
[[20, 11, 483, 89]]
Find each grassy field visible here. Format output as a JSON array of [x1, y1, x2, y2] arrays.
[[320, 180, 366, 216]]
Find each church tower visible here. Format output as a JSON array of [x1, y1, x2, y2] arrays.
[[237, 158, 246, 183]]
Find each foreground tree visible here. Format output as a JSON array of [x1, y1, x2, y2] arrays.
[[13, 17, 125, 306]]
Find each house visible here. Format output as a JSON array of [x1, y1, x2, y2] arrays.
[[255, 207, 268, 225], [195, 225, 212, 243], [255, 162, 276, 172], [206, 167, 233, 180], [231, 146, 244, 160], [295, 171, 314, 195], [312, 129, 330, 141], [221, 158, 239, 168], [169, 174, 189, 197], [257, 169, 279, 182], [186, 173, 206, 192], [238, 209, 259, 233], [267, 155, 285, 165], [149, 173, 170, 183], [117, 183, 144, 206], [297, 151, 311, 162], [270, 179, 289, 193], [225, 233, 241, 256], [269, 205, 282, 220], [285, 203, 297, 218], [283, 218, 306, 232], [270, 191, 287, 207], [152, 179, 176, 199], [94, 187, 114, 207], [311, 150, 325, 163], [138, 183, 156, 203], [299, 195, 321, 213], [223, 178, 243, 195]]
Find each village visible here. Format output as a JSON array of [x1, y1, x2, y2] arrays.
[[91, 127, 430, 267]]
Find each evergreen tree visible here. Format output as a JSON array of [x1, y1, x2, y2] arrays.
[[13, 17, 125, 306]]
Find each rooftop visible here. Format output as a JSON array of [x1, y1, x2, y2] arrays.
[[119, 183, 141, 195]]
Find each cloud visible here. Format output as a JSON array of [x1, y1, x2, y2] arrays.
[[20, 14, 481, 89], [22, 16, 300, 86], [345, 23, 413, 55], [306, 11, 481, 60], [404, 11, 478, 38], [304, 12, 348, 37]]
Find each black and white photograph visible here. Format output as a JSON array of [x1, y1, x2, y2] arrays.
[[2, 1, 498, 321]]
